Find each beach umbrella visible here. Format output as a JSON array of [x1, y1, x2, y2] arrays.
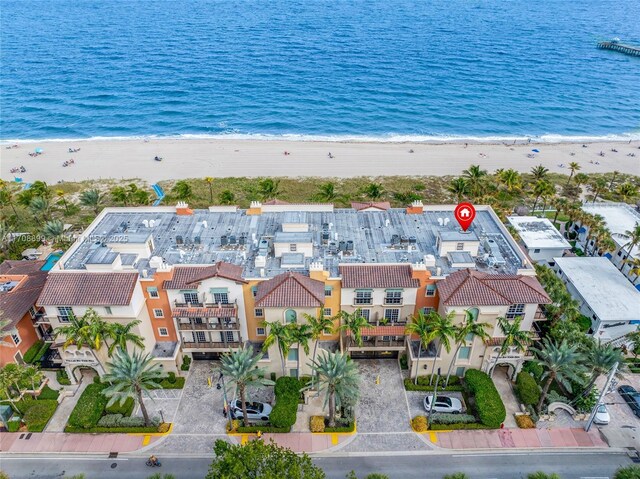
[[35, 147, 43, 153], [531, 149, 540, 153]]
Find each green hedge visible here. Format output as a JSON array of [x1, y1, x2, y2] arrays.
[[464, 370, 506, 428], [7, 420, 21, 432], [404, 377, 464, 392], [235, 425, 291, 433], [430, 413, 477, 425], [38, 385, 60, 401], [269, 377, 300, 429], [430, 422, 488, 430], [56, 369, 72, 385], [325, 421, 355, 433], [67, 383, 108, 429], [105, 397, 134, 416], [180, 355, 192, 371], [515, 372, 540, 407], [21, 399, 58, 432], [23, 340, 45, 364], [158, 376, 185, 389], [65, 425, 160, 433], [399, 353, 408, 370]]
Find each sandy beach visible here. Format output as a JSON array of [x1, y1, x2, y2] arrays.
[[1, 138, 639, 184]]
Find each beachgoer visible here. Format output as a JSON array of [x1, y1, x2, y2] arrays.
[[409, 149, 414, 153], [328, 152, 334, 158]]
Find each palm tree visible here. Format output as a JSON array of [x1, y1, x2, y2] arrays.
[[0, 365, 22, 412], [172, 180, 193, 201], [608, 170, 619, 190], [83, 308, 111, 351], [132, 189, 151, 205], [29, 181, 50, 199], [362, 183, 384, 200], [303, 312, 335, 388], [573, 173, 589, 188], [339, 309, 369, 348], [43, 219, 64, 240], [316, 182, 337, 201], [566, 162, 581, 185], [530, 339, 586, 412], [620, 223, 640, 270], [552, 197, 568, 224], [55, 313, 94, 350], [531, 180, 551, 212], [444, 311, 491, 386], [290, 324, 312, 379], [29, 196, 50, 223], [588, 177, 607, 203], [218, 190, 235, 205], [424, 311, 456, 384], [102, 349, 164, 427], [55, 189, 70, 214], [111, 186, 130, 206], [539, 182, 556, 216], [405, 311, 434, 385], [258, 178, 281, 200], [107, 320, 145, 357], [580, 340, 624, 397], [0, 188, 18, 216], [447, 178, 468, 202], [463, 165, 487, 197], [618, 183, 639, 203], [220, 345, 274, 427], [79, 189, 102, 214], [492, 316, 531, 376], [262, 321, 293, 377], [204, 177, 214, 203], [308, 351, 360, 427], [530, 164, 549, 181], [624, 257, 640, 282], [23, 365, 43, 398], [498, 169, 521, 192]]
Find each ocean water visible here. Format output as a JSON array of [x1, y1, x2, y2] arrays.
[[1, 0, 639, 141]]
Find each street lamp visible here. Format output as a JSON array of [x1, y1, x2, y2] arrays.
[[158, 409, 165, 423], [217, 372, 232, 431], [426, 368, 441, 428]]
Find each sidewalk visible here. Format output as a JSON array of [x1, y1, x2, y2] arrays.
[[427, 427, 608, 449], [0, 432, 161, 454], [233, 431, 354, 453]]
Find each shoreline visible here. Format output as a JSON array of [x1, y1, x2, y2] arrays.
[[1, 138, 639, 184]]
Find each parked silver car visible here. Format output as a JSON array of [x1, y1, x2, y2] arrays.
[[423, 395, 463, 414], [593, 404, 610, 425], [231, 399, 272, 421]]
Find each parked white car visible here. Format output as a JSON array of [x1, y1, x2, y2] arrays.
[[593, 404, 610, 425], [423, 395, 463, 414], [231, 400, 272, 421]]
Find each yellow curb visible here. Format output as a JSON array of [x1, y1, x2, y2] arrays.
[[128, 423, 174, 437], [142, 435, 151, 446], [241, 435, 248, 445], [428, 432, 438, 443], [331, 433, 338, 445]]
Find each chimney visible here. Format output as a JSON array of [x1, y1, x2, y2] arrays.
[[309, 261, 328, 281], [176, 201, 193, 216], [406, 200, 424, 215], [248, 201, 262, 216]]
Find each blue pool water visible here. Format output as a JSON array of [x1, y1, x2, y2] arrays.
[[41, 252, 62, 271], [1, 0, 639, 141]]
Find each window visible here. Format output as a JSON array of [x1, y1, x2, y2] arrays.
[[195, 331, 207, 343], [288, 349, 298, 361], [384, 290, 403, 304], [533, 249, 541, 253], [323, 308, 332, 317], [11, 332, 21, 346], [465, 333, 474, 342], [147, 287, 159, 298], [251, 286, 258, 297], [183, 291, 199, 304], [105, 306, 112, 315], [359, 309, 370, 321], [425, 284, 437, 297], [455, 367, 466, 377], [289, 369, 298, 377], [324, 286, 333, 297], [213, 292, 229, 304], [255, 308, 264, 318], [354, 290, 372, 305], [421, 307, 434, 315], [506, 303, 525, 320], [290, 244, 297, 252], [29, 306, 37, 318], [458, 346, 471, 360], [467, 307, 479, 322], [224, 331, 235, 343], [158, 327, 169, 337], [384, 309, 400, 322], [285, 309, 297, 323], [456, 242, 464, 251], [153, 308, 164, 318], [261, 349, 269, 360], [57, 306, 73, 322], [256, 327, 266, 336]]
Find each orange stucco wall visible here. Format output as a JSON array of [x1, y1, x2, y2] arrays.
[[0, 314, 41, 366], [140, 271, 178, 342], [412, 268, 439, 315]]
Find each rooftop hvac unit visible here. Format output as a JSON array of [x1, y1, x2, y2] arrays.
[[391, 234, 400, 245], [346, 240, 354, 251], [322, 231, 330, 244], [229, 235, 237, 245], [202, 220, 208, 228], [239, 235, 246, 245], [194, 236, 201, 245], [176, 235, 184, 245], [322, 223, 329, 230], [338, 241, 346, 252], [142, 219, 149, 228], [409, 236, 417, 244], [438, 218, 444, 226], [221, 235, 228, 246], [328, 242, 338, 254], [401, 235, 409, 243]]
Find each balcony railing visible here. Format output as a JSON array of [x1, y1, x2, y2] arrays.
[[383, 299, 403, 306], [174, 300, 237, 309], [181, 341, 241, 349], [357, 339, 406, 348], [41, 332, 55, 342], [353, 299, 373, 306], [534, 307, 548, 320], [366, 319, 407, 327], [178, 321, 240, 331]]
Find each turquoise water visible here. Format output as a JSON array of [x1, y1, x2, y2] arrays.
[[41, 252, 62, 271], [1, 0, 639, 141]]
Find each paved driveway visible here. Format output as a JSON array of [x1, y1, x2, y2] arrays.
[[596, 373, 640, 448]]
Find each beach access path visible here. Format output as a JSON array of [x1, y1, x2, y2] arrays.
[[2, 138, 639, 184]]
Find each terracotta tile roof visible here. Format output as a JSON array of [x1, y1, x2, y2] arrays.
[[38, 272, 138, 306], [438, 269, 551, 306], [255, 272, 325, 307], [340, 265, 419, 289], [172, 307, 237, 318], [351, 201, 391, 211], [163, 262, 246, 289], [0, 260, 48, 332], [346, 326, 406, 336]]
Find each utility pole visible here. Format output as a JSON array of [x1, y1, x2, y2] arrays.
[[427, 368, 441, 428], [217, 372, 232, 431], [585, 361, 618, 432]]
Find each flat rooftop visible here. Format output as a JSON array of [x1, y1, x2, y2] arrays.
[[555, 257, 640, 322], [582, 203, 640, 257], [60, 206, 529, 279], [507, 216, 570, 250]]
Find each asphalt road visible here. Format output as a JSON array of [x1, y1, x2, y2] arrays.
[[0, 451, 632, 479]]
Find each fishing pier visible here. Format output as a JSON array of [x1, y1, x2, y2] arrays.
[[597, 41, 640, 57]]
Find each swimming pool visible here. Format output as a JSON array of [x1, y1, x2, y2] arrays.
[[41, 251, 62, 271]]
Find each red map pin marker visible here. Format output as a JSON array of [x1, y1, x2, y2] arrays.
[[454, 202, 476, 231]]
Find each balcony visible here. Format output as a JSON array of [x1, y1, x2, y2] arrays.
[[41, 332, 55, 342], [534, 307, 548, 321], [353, 299, 373, 306], [174, 301, 237, 309], [367, 319, 407, 327], [172, 303, 238, 319], [182, 341, 241, 350], [358, 339, 406, 348], [177, 321, 240, 331], [383, 299, 403, 306]]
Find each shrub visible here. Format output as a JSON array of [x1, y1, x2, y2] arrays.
[[411, 415, 428, 432], [527, 474, 561, 479], [33, 343, 51, 363], [576, 315, 591, 332], [310, 415, 325, 433], [167, 372, 177, 384], [23, 400, 58, 432], [67, 383, 108, 429], [38, 385, 60, 401], [7, 419, 21, 432], [399, 353, 408, 370], [157, 422, 171, 433], [97, 414, 123, 428], [464, 370, 506, 428], [118, 416, 152, 427], [56, 369, 71, 386], [324, 420, 355, 433], [515, 414, 536, 429], [158, 376, 185, 389], [180, 355, 191, 371], [614, 465, 640, 479], [404, 377, 464, 392], [430, 413, 477, 425], [105, 397, 134, 416], [93, 375, 101, 384], [269, 377, 300, 429], [515, 372, 540, 407], [228, 419, 240, 432], [429, 422, 487, 430], [522, 361, 544, 381], [23, 340, 45, 364], [444, 474, 470, 479], [235, 425, 291, 433]]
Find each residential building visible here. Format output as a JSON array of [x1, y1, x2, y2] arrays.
[[554, 257, 640, 345], [576, 203, 640, 288], [507, 215, 570, 264], [0, 260, 49, 366]]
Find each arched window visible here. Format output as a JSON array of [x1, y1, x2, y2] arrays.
[[467, 308, 479, 322], [285, 309, 297, 324]]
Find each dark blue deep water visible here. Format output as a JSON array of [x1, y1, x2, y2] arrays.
[[1, 0, 640, 140]]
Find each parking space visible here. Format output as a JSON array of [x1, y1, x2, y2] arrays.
[[596, 374, 640, 448], [406, 390, 467, 421]]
